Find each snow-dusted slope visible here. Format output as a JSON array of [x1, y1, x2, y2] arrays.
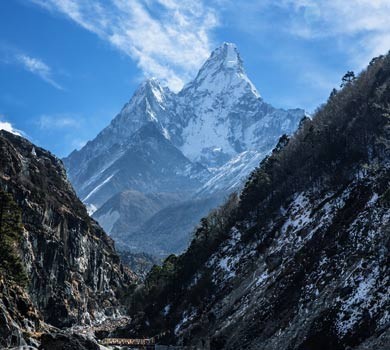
[[63, 42, 305, 255], [196, 150, 266, 196]]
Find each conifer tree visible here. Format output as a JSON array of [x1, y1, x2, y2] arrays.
[[340, 71, 356, 88]]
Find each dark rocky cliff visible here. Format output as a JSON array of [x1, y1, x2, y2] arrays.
[[0, 130, 134, 348], [0, 276, 47, 348]]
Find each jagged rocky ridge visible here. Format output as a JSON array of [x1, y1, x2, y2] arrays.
[[119, 53, 390, 349], [64, 43, 305, 257], [0, 130, 134, 348]]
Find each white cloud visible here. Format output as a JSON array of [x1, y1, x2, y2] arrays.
[[276, 0, 390, 67], [38, 114, 81, 129], [221, 0, 390, 69], [16, 54, 63, 90], [30, 0, 219, 91], [0, 116, 22, 136]]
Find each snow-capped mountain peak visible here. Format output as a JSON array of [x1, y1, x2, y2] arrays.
[[102, 77, 174, 146], [201, 42, 243, 73], [175, 43, 301, 166], [64, 42, 305, 230], [63, 42, 306, 259], [181, 42, 260, 99], [124, 77, 168, 112], [221, 42, 240, 69]]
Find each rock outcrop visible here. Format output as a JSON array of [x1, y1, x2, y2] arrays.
[[0, 130, 135, 347], [0, 277, 47, 348]]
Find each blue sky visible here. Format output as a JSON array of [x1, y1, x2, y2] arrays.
[[1, 0, 390, 157]]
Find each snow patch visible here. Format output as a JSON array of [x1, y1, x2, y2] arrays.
[[174, 309, 197, 335], [83, 173, 117, 202], [336, 265, 380, 336], [86, 203, 97, 216]]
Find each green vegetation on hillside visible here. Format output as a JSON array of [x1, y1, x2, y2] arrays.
[[0, 190, 28, 287]]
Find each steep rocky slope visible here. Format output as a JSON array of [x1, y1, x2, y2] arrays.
[[64, 43, 305, 257], [0, 275, 47, 348], [121, 54, 390, 349], [0, 130, 134, 348]]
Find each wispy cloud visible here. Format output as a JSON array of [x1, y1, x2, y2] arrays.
[[16, 54, 63, 90], [221, 0, 390, 68], [29, 0, 218, 91], [0, 44, 63, 90], [38, 114, 81, 129], [0, 115, 22, 136], [214, 0, 390, 110], [274, 0, 390, 67]]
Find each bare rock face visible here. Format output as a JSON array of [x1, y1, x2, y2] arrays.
[[0, 130, 135, 346], [0, 277, 46, 348]]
